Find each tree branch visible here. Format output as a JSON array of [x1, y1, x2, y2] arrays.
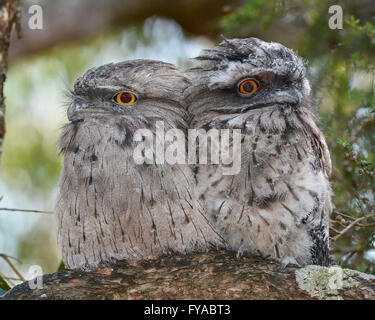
[[0, 207, 54, 214], [332, 214, 375, 242], [0, 254, 25, 282], [1, 251, 375, 300]]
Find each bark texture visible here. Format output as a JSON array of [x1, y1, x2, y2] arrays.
[[0, 0, 22, 155], [1, 251, 375, 300]]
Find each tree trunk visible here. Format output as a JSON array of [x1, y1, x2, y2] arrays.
[[1, 251, 374, 300], [0, 0, 22, 155]]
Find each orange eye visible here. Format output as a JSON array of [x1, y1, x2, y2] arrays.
[[238, 79, 259, 95], [114, 92, 137, 105]]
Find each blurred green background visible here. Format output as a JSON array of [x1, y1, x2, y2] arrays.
[[0, 0, 374, 289]]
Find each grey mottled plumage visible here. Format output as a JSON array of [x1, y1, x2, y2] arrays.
[[56, 60, 223, 270], [186, 38, 332, 266]]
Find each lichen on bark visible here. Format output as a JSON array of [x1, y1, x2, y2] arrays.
[[296, 265, 375, 299]]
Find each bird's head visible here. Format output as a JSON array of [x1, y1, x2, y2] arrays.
[[186, 37, 312, 127], [67, 59, 190, 128]]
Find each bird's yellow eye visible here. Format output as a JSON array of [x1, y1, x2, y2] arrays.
[[238, 79, 259, 95], [114, 92, 137, 105]]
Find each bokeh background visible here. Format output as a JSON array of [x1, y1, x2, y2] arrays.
[[0, 0, 374, 289]]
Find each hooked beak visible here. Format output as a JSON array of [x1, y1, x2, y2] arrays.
[[240, 87, 303, 113], [272, 87, 302, 106], [67, 100, 110, 121], [67, 100, 85, 121]]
